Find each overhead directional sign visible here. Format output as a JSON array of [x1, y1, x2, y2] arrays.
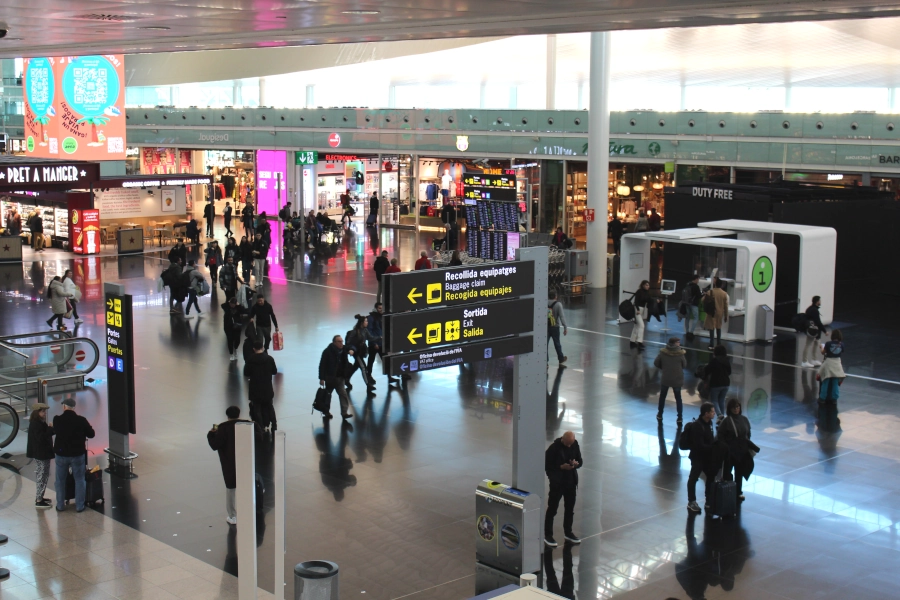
[[384, 298, 534, 354], [384, 261, 535, 313], [295, 150, 319, 165], [385, 336, 534, 377]]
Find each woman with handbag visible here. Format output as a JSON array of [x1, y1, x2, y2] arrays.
[[630, 280, 652, 351], [717, 399, 756, 501], [61, 270, 83, 324], [45, 276, 73, 331]]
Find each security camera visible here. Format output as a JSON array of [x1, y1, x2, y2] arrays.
[[0, 24, 9, 39]]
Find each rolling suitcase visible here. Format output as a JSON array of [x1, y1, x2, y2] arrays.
[[709, 479, 737, 519], [366, 213, 377, 226], [65, 468, 105, 507]]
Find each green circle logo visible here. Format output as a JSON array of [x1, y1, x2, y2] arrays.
[[62, 137, 78, 154], [752, 256, 773, 293], [26, 136, 35, 153], [648, 142, 661, 157]]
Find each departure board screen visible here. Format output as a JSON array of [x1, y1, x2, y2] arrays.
[[463, 173, 517, 204]]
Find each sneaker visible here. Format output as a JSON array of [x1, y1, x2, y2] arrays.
[[74, 318, 83, 324], [559, 356, 568, 364], [801, 361, 814, 368], [656, 412, 663, 422], [812, 360, 823, 366], [184, 315, 193, 319], [564, 532, 581, 544], [544, 535, 558, 547], [35, 499, 52, 509], [226, 516, 237, 525], [687, 502, 701, 513]]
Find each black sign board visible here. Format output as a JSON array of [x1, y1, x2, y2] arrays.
[[384, 336, 533, 376], [384, 298, 534, 354], [0, 160, 100, 191], [105, 292, 135, 434], [384, 261, 535, 313], [463, 173, 516, 204]]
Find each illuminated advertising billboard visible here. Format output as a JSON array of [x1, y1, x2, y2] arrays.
[[256, 150, 287, 217]]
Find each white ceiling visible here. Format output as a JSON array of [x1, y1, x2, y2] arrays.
[[4, 0, 900, 59]]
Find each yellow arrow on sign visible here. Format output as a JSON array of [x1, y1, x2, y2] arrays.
[[106, 298, 114, 309], [407, 328, 423, 345], [408, 288, 423, 304]]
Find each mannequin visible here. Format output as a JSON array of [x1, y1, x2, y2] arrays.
[[441, 169, 453, 202]]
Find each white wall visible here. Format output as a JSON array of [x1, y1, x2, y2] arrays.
[[95, 187, 187, 220]]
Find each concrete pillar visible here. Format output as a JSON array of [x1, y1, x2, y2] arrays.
[[509, 86, 518, 109], [232, 80, 241, 107], [388, 85, 396, 109], [259, 77, 267, 107], [480, 81, 487, 109], [586, 31, 611, 289], [305, 84, 314, 108], [546, 35, 557, 110]]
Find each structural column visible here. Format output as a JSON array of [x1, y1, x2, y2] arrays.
[[546, 35, 558, 110], [586, 31, 611, 288]]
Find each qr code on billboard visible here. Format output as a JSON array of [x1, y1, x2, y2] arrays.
[[72, 67, 108, 105], [107, 137, 123, 154], [30, 67, 50, 106], [49, 138, 58, 154]]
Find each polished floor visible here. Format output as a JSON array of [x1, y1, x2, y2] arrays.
[[1, 221, 900, 600]]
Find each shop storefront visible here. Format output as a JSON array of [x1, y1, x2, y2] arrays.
[[1, 192, 75, 249], [312, 153, 412, 225]]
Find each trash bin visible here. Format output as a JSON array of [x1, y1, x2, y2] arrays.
[[294, 561, 338, 600]]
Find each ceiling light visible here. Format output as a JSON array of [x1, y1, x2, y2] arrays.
[[3, 38, 22, 41], [616, 185, 630, 196], [632, 184, 644, 192], [342, 10, 380, 15], [138, 26, 171, 31], [276, 15, 287, 19], [652, 182, 664, 190]]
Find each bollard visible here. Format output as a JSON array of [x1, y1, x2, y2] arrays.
[[294, 561, 338, 600], [519, 573, 537, 587]]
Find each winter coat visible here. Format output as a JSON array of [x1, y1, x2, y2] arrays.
[[224, 243, 241, 263], [168, 244, 187, 265], [48, 279, 72, 315], [243, 352, 277, 403], [805, 304, 826, 339], [250, 301, 278, 329], [62, 277, 81, 302], [654, 344, 687, 388], [183, 265, 205, 293], [703, 288, 729, 330], [221, 303, 247, 332], [204, 246, 224, 269], [239, 241, 254, 262], [31, 215, 44, 234], [367, 312, 384, 347], [545, 438, 583, 488], [219, 263, 239, 291], [207, 419, 262, 489], [704, 355, 732, 388], [52, 410, 95, 457], [318, 343, 346, 380], [716, 414, 757, 479], [346, 326, 373, 355], [688, 417, 715, 461], [373, 256, 389, 280], [26, 418, 54, 460]]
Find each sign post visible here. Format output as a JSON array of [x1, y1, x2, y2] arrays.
[[103, 282, 137, 474]]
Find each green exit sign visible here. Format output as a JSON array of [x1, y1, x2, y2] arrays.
[[295, 150, 319, 165]]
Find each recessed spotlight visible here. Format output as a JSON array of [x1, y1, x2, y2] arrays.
[[342, 10, 380, 15], [138, 26, 171, 31], [3, 38, 22, 41], [275, 15, 287, 19]]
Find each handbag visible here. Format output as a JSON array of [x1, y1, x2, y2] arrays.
[[64, 299, 73, 319], [312, 386, 331, 415], [272, 330, 284, 351]]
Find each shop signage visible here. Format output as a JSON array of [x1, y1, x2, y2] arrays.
[[324, 154, 358, 162], [295, 150, 319, 165], [71, 208, 100, 255], [120, 176, 210, 188], [105, 290, 136, 434], [692, 187, 733, 199], [879, 155, 900, 164], [0, 161, 100, 190], [384, 261, 535, 313], [385, 297, 534, 354], [827, 174, 844, 181], [511, 162, 538, 169], [199, 133, 229, 143], [384, 335, 533, 377], [328, 133, 341, 148], [456, 135, 469, 151]]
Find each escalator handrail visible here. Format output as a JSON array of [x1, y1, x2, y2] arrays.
[[0, 337, 100, 375], [0, 331, 70, 346]]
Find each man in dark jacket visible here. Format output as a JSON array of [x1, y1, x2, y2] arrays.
[[609, 215, 624, 256], [204, 200, 215, 238], [53, 398, 95, 512], [318, 335, 352, 420], [251, 232, 269, 290], [373, 250, 389, 302], [30, 212, 45, 251], [687, 402, 717, 513], [207, 406, 263, 525], [219, 256, 242, 302], [365, 303, 398, 385], [801, 295, 827, 368], [223, 202, 233, 237], [544, 431, 583, 547], [244, 341, 278, 431], [168, 239, 187, 266], [162, 259, 185, 314], [249, 294, 279, 351], [682, 274, 702, 340]]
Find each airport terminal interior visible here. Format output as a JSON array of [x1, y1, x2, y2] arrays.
[[2, 2, 900, 600]]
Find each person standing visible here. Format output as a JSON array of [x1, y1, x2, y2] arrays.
[[45, 276, 72, 330], [30, 211, 44, 251], [168, 239, 187, 266], [242, 202, 255, 238], [53, 398, 95, 512], [634, 210, 650, 233], [608, 215, 624, 256], [686, 402, 716, 513], [219, 256, 242, 302], [801, 295, 827, 368], [185, 217, 200, 246], [251, 232, 269, 290], [630, 280, 652, 351], [547, 290, 568, 366], [222, 297, 247, 361], [414, 251, 432, 270], [249, 294, 279, 351], [207, 406, 263, 525], [373, 250, 389, 303], [703, 280, 729, 350], [244, 341, 278, 432], [61, 269, 83, 324], [385, 258, 401, 276], [161, 259, 184, 314], [318, 335, 353, 420], [223, 202, 234, 238], [544, 431, 583, 547], [183, 260, 205, 319], [205, 240, 223, 284], [369, 192, 379, 224], [654, 337, 687, 423], [648, 207, 662, 232], [818, 329, 845, 403], [681, 274, 701, 341], [26, 402, 54, 509], [204, 200, 216, 238], [239, 235, 254, 281], [717, 399, 753, 502], [704, 345, 732, 421]]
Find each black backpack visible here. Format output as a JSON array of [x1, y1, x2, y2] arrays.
[[679, 420, 695, 451], [791, 313, 810, 332], [681, 283, 694, 306], [180, 270, 192, 289]]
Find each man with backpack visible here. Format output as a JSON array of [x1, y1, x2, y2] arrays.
[[682, 402, 717, 513], [162, 259, 185, 314], [182, 260, 206, 319], [548, 290, 568, 366], [680, 275, 702, 341]]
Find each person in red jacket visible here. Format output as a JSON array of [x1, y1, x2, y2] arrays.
[[385, 258, 401, 276], [414, 251, 432, 270]]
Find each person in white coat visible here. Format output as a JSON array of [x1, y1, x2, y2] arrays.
[[61, 269, 83, 324]]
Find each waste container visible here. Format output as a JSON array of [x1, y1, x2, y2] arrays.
[[294, 561, 338, 600], [757, 304, 774, 342]]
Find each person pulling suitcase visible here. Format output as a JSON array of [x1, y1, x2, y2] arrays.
[[684, 402, 719, 514]]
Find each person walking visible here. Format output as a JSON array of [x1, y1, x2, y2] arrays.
[[648, 207, 662, 232], [686, 402, 717, 513], [544, 431, 583, 547], [224, 237, 240, 265], [609, 215, 624, 256], [634, 210, 650, 233], [717, 399, 753, 501], [53, 398, 95, 512], [366, 302, 398, 385], [345, 314, 375, 393], [801, 295, 827, 368], [242, 202, 255, 238], [30, 211, 44, 251], [26, 402, 54, 509], [704, 345, 732, 421], [168, 239, 187, 266], [373, 250, 389, 302], [223, 202, 233, 237], [249, 294, 279, 351], [239, 235, 254, 281], [681, 274, 701, 341], [207, 406, 263, 525], [161, 259, 184, 314], [251, 232, 269, 290], [182, 260, 205, 319], [205, 240, 224, 284], [369, 192, 379, 224], [219, 256, 242, 302], [204, 200, 216, 238], [703, 279, 729, 350], [185, 217, 200, 245], [654, 337, 687, 423], [318, 335, 353, 420], [45, 276, 73, 330], [414, 251, 432, 270], [61, 269, 83, 324], [630, 280, 652, 351], [244, 341, 278, 432], [817, 329, 845, 403], [222, 297, 247, 361], [547, 290, 568, 366]]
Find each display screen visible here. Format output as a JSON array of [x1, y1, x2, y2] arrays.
[[463, 173, 516, 204], [256, 150, 288, 217]]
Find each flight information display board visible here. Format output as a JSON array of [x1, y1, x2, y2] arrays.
[[463, 173, 516, 204]]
